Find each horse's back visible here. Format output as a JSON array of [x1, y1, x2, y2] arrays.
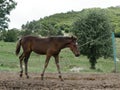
[[21, 35, 40, 41], [21, 36, 50, 54], [20, 35, 70, 55]]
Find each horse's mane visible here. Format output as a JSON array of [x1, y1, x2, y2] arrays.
[[22, 35, 76, 42], [48, 36, 72, 42]]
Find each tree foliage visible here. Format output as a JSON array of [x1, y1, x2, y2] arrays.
[[0, 0, 17, 30], [21, 11, 80, 36], [20, 7, 120, 37], [2, 28, 18, 42], [72, 9, 113, 69], [1, 7, 120, 42]]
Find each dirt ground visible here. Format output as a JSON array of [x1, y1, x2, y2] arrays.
[[0, 72, 120, 90]]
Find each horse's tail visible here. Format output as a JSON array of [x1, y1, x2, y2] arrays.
[[16, 39, 22, 56]]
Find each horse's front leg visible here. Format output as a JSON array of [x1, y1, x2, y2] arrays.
[[54, 55, 64, 81], [41, 55, 51, 80]]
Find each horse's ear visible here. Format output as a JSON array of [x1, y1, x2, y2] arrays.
[[66, 36, 77, 44], [71, 36, 77, 41], [71, 36, 74, 39]]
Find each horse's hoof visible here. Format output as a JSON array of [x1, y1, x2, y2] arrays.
[[61, 79, 64, 82], [41, 74, 44, 80], [20, 74, 22, 78], [41, 77, 44, 80], [59, 75, 64, 81], [26, 75, 29, 79]]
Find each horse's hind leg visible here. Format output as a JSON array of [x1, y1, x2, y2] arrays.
[[19, 53, 25, 77], [24, 52, 31, 78]]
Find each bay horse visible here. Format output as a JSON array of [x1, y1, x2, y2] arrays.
[[16, 35, 80, 81]]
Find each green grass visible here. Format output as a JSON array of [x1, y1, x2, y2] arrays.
[[0, 40, 120, 73]]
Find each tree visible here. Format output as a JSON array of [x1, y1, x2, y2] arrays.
[[35, 20, 63, 36], [72, 9, 113, 69], [3, 28, 18, 42], [0, 0, 17, 30]]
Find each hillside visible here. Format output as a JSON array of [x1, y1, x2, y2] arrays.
[[20, 7, 120, 36]]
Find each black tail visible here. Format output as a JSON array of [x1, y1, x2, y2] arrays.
[[16, 39, 21, 56]]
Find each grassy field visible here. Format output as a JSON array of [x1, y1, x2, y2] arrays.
[[0, 38, 120, 73]]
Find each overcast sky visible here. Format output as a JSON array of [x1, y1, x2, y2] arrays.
[[8, 0, 120, 29]]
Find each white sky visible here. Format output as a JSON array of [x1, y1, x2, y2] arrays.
[[8, 0, 120, 29]]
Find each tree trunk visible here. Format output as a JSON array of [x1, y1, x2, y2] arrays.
[[89, 46, 97, 69], [89, 56, 96, 69]]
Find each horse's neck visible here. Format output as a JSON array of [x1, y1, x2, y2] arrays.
[[57, 39, 68, 49], [48, 37, 69, 49]]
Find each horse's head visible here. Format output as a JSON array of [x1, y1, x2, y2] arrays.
[[67, 36, 80, 57]]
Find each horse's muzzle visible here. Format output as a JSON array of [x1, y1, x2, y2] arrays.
[[75, 54, 80, 57]]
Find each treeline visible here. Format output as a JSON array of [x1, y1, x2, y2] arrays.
[[0, 6, 120, 42]]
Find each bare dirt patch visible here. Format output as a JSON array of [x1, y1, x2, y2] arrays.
[[0, 72, 120, 90]]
